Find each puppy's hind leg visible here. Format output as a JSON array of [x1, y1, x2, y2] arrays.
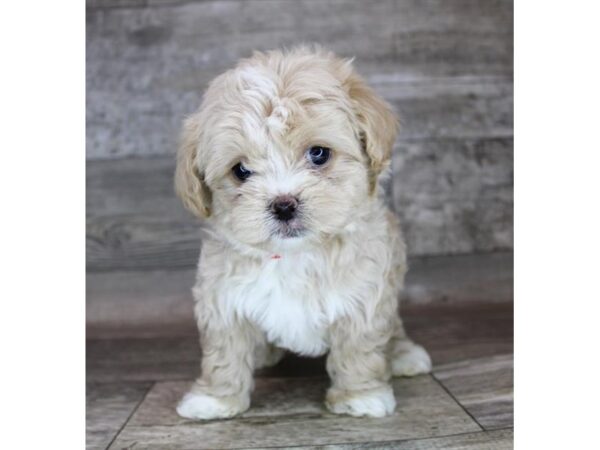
[[254, 343, 285, 370], [389, 317, 432, 377]]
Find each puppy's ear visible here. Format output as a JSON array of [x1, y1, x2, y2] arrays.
[[175, 114, 212, 218], [346, 73, 399, 194]]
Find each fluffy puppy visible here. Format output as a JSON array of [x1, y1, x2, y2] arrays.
[[175, 47, 431, 420]]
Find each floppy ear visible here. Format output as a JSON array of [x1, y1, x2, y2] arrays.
[[346, 73, 399, 194], [174, 114, 212, 218]]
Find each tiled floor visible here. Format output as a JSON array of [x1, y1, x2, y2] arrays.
[[87, 302, 513, 449]]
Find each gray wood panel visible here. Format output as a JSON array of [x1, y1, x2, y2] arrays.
[[86, 0, 513, 267], [385, 77, 512, 141], [405, 302, 513, 367], [86, 381, 152, 450], [393, 137, 513, 256], [109, 376, 480, 449], [87, 157, 200, 272], [87, 336, 201, 383], [85, 78, 512, 270], [86, 253, 512, 338], [434, 354, 513, 430], [86, 268, 196, 338], [86, 141, 512, 272], [86, 0, 513, 159], [405, 252, 513, 306]]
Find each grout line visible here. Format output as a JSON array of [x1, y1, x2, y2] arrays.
[[104, 381, 156, 450], [430, 373, 485, 432]]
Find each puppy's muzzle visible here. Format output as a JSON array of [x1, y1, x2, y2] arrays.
[[271, 195, 299, 222]]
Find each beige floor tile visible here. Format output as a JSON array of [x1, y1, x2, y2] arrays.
[[434, 354, 513, 429], [86, 382, 151, 449], [110, 376, 480, 449]]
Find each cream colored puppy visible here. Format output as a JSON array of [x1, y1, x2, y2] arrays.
[[175, 47, 431, 420]]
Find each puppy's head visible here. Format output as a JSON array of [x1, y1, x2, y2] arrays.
[[175, 47, 398, 251]]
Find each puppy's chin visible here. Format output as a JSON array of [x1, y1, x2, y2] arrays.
[[268, 219, 309, 250], [269, 232, 310, 253], [272, 218, 306, 239], [217, 219, 310, 254]]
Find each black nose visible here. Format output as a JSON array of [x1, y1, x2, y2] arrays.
[[271, 196, 298, 222]]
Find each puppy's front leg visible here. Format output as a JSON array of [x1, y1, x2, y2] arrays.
[[177, 321, 257, 420], [325, 316, 396, 418]]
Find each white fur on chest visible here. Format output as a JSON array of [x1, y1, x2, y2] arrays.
[[221, 253, 349, 356]]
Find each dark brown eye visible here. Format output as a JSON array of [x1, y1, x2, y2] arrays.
[[307, 146, 331, 166], [232, 162, 252, 181]]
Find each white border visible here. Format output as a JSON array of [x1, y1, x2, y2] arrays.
[[0, 1, 85, 447], [1, 0, 599, 448], [516, 1, 600, 448]]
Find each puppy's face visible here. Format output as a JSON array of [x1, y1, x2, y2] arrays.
[[176, 49, 398, 251]]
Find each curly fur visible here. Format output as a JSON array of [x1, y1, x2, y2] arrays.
[[174, 47, 431, 420]]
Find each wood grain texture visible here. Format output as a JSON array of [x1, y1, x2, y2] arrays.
[[86, 0, 513, 266], [408, 303, 513, 367], [87, 302, 513, 448], [87, 157, 199, 272], [109, 376, 480, 449], [85, 84, 512, 270], [404, 253, 513, 305], [86, 253, 512, 338], [434, 354, 513, 430], [307, 428, 513, 449], [87, 337, 201, 383], [86, 268, 196, 337], [86, 151, 511, 271], [393, 138, 513, 256], [86, 381, 152, 449], [87, 0, 512, 159], [87, 302, 512, 382], [385, 77, 512, 141]]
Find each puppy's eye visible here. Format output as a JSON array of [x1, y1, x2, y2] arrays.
[[232, 162, 252, 181], [306, 146, 331, 166]]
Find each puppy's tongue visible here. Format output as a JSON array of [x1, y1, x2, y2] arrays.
[[271, 254, 282, 260]]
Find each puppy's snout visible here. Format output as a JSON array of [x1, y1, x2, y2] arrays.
[[271, 195, 299, 222]]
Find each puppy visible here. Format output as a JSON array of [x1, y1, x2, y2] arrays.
[[174, 47, 431, 420]]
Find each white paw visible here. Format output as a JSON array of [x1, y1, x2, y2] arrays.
[[326, 385, 396, 418], [176, 391, 247, 420], [391, 340, 432, 377]]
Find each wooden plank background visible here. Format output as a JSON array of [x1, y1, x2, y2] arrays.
[[86, 0, 513, 272]]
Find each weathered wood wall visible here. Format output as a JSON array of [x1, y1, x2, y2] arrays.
[[86, 0, 513, 272]]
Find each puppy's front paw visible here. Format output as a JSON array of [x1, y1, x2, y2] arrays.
[[176, 391, 248, 420], [325, 385, 396, 418], [390, 340, 432, 377]]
